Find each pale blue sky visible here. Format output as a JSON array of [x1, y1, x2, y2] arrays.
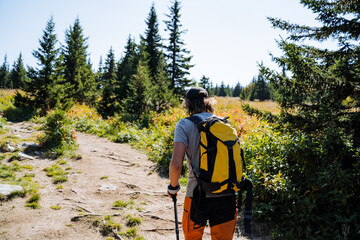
[[0, 0, 337, 86]]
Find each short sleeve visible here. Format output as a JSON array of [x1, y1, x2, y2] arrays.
[[174, 119, 189, 147]]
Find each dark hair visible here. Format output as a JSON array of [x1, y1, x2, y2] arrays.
[[183, 97, 216, 116]]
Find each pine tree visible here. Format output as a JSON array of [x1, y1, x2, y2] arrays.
[[116, 36, 139, 101], [63, 18, 96, 104], [164, 0, 194, 95], [122, 41, 152, 119], [0, 55, 10, 88], [99, 47, 118, 116], [240, 79, 256, 100], [213, 84, 219, 96], [95, 56, 104, 89], [218, 81, 227, 96], [252, 67, 271, 101], [10, 53, 27, 89], [142, 4, 174, 112], [143, 3, 163, 80], [19, 17, 66, 112], [199, 75, 211, 93], [226, 84, 231, 96], [233, 82, 242, 97], [255, 73, 269, 101], [266, 0, 360, 136], [151, 53, 175, 112], [252, 1, 360, 238], [102, 47, 117, 85]]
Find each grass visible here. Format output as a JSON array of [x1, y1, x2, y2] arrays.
[[0, 161, 38, 201], [50, 205, 61, 210], [121, 227, 138, 238], [113, 199, 134, 208], [101, 216, 122, 236], [58, 159, 67, 165], [43, 164, 68, 184], [8, 152, 21, 162], [25, 193, 40, 209], [126, 214, 141, 227]]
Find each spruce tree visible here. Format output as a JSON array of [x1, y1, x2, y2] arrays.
[[252, 67, 271, 101], [213, 84, 219, 96], [164, 0, 194, 95], [142, 4, 174, 112], [102, 47, 117, 85], [122, 41, 152, 119], [116, 36, 139, 101], [95, 56, 104, 89], [218, 81, 227, 96], [240, 79, 256, 100], [19, 17, 66, 112], [199, 75, 211, 93], [233, 82, 242, 97], [266, 0, 360, 137], [0, 55, 10, 88], [150, 53, 175, 112], [250, 0, 360, 238], [10, 53, 27, 89], [63, 18, 96, 104], [99, 47, 118, 116], [226, 84, 231, 96], [143, 3, 163, 80]]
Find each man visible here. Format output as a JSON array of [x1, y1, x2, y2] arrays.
[[167, 87, 237, 240]]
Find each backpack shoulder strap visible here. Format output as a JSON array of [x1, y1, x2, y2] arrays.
[[186, 115, 207, 132], [186, 115, 203, 125]]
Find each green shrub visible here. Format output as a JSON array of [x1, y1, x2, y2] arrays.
[[243, 122, 360, 239], [0, 90, 36, 122], [38, 109, 78, 157], [4, 106, 35, 122], [113, 128, 140, 143]]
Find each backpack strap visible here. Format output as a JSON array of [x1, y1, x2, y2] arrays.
[[186, 115, 202, 124], [186, 115, 205, 131]]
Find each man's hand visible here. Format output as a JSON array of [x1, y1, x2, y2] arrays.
[[167, 183, 180, 198]]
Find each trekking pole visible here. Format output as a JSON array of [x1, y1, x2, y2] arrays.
[[172, 195, 180, 240]]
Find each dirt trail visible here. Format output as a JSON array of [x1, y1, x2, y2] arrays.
[[0, 121, 255, 240]]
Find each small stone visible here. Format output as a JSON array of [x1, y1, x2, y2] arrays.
[[7, 144, 15, 152], [22, 143, 41, 148], [0, 184, 23, 196], [98, 184, 117, 191], [18, 152, 35, 160]]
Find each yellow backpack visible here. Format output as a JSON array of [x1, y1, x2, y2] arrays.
[[187, 115, 245, 194]]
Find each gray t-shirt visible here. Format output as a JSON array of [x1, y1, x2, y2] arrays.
[[173, 112, 214, 197]]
